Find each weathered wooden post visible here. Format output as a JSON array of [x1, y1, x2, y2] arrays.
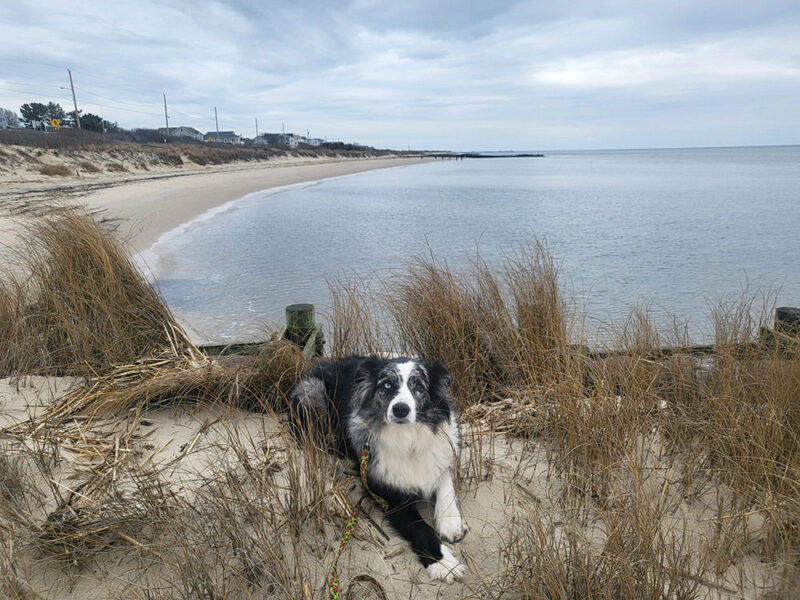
[[775, 307, 800, 336], [285, 303, 315, 345], [284, 303, 325, 358]]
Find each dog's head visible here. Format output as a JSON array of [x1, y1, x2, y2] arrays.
[[354, 357, 452, 426]]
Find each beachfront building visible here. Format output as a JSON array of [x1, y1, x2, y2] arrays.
[[254, 133, 286, 146], [158, 126, 203, 141], [204, 131, 243, 144], [253, 132, 311, 148]]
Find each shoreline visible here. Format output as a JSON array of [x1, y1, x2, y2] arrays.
[[81, 155, 433, 254], [0, 155, 433, 267], [137, 169, 392, 278]]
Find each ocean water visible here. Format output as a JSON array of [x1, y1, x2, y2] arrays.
[[147, 146, 800, 344]]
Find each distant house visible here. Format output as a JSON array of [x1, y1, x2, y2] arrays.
[[252, 133, 326, 148], [204, 131, 243, 144], [159, 126, 203, 141], [254, 132, 302, 148], [253, 133, 283, 146], [286, 133, 308, 148]]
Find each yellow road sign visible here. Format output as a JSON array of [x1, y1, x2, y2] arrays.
[[50, 119, 61, 131]]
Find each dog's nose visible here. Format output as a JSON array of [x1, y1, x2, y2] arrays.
[[392, 403, 410, 419]]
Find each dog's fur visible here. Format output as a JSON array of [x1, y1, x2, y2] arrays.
[[289, 356, 467, 582]]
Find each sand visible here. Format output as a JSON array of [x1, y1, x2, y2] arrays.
[[0, 375, 780, 599]]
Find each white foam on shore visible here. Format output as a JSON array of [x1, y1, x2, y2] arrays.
[[135, 162, 419, 281], [135, 177, 327, 281]]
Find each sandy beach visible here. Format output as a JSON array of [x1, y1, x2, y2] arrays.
[[86, 156, 431, 253], [0, 153, 431, 257]]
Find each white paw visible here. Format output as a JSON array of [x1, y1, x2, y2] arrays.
[[436, 514, 468, 543], [426, 545, 466, 582]]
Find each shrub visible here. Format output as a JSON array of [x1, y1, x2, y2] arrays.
[[78, 160, 101, 173], [38, 163, 72, 176]]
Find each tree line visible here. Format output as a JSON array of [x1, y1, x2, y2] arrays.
[[0, 102, 118, 133]]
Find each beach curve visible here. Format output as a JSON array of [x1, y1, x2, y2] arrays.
[[81, 155, 433, 254]]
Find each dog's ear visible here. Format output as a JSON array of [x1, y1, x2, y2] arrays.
[[426, 360, 451, 386], [354, 356, 382, 385], [426, 360, 452, 404], [353, 357, 381, 409]]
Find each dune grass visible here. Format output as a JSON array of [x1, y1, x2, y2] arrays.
[[77, 160, 101, 173], [0, 210, 189, 376], [328, 243, 800, 598], [0, 212, 798, 598], [384, 241, 576, 405], [38, 163, 72, 176]]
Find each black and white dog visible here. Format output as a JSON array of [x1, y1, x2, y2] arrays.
[[289, 356, 467, 582]]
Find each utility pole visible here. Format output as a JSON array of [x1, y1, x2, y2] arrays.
[[163, 93, 169, 137], [282, 122, 284, 135], [255, 117, 258, 139], [68, 69, 80, 129], [214, 106, 220, 142]]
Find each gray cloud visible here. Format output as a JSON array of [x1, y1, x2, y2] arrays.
[[1, 0, 798, 149]]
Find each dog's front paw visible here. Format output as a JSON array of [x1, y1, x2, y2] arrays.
[[426, 545, 466, 582], [436, 515, 468, 543]]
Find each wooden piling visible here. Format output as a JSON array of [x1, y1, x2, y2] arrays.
[[283, 303, 325, 358], [776, 307, 800, 336], [285, 303, 315, 345]]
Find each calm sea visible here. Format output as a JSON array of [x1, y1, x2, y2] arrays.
[[146, 146, 800, 344]]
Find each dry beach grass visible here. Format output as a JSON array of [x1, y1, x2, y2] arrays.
[[0, 211, 798, 598]]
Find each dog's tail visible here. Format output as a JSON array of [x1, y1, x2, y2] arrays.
[[289, 375, 333, 448]]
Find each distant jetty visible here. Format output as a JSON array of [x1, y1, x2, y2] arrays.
[[425, 152, 544, 160]]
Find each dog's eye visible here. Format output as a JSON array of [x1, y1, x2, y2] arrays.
[[383, 382, 392, 389]]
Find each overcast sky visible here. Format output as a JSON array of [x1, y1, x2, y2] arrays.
[[1, 1, 798, 150]]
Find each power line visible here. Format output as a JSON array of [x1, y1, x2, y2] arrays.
[[75, 86, 163, 109], [0, 85, 66, 99], [0, 80, 63, 91], [0, 85, 161, 120], [71, 93, 164, 117], [69, 68, 171, 93], [9, 56, 70, 71], [73, 86, 204, 120]]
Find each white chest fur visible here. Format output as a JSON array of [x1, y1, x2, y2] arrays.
[[370, 421, 456, 497]]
